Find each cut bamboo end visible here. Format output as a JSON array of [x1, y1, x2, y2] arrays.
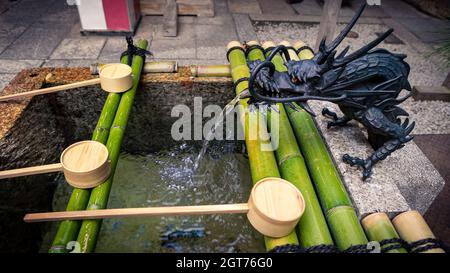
[[392, 210, 444, 253], [246, 40, 260, 47], [91, 61, 178, 75], [278, 41, 299, 61], [279, 40, 291, 47], [99, 63, 133, 93], [190, 65, 231, 77], [293, 40, 307, 49], [262, 41, 276, 50], [361, 212, 390, 227], [247, 177, 305, 238], [60, 141, 111, 189], [294, 40, 315, 59], [227, 41, 243, 50], [362, 212, 407, 253]]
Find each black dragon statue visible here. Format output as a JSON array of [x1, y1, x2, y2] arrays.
[[245, 4, 414, 180]]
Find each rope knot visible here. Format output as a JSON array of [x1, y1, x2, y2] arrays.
[[120, 36, 152, 65]]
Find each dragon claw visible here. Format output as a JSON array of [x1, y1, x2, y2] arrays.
[[362, 168, 372, 181], [326, 121, 334, 129], [342, 154, 373, 180]]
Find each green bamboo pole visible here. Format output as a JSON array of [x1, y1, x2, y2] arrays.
[[247, 41, 334, 249], [49, 55, 132, 253], [284, 41, 368, 251], [227, 41, 299, 251], [362, 213, 407, 253], [74, 39, 148, 253]]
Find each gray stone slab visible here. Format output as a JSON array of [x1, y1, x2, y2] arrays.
[[0, 59, 43, 73], [228, 0, 262, 14], [292, 0, 322, 16], [1, 0, 55, 23], [195, 24, 238, 46], [232, 13, 258, 42], [381, 18, 427, 53], [0, 73, 15, 92], [99, 37, 143, 63], [413, 85, 450, 102], [196, 14, 235, 26], [339, 6, 358, 17], [250, 13, 382, 24], [0, 37, 14, 55], [396, 17, 449, 43], [195, 23, 237, 59], [178, 16, 196, 24], [1, 21, 71, 59], [258, 0, 296, 15], [391, 143, 445, 214], [50, 38, 106, 59], [380, 0, 429, 19], [0, 1, 18, 15], [154, 22, 196, 41], [40, 0, 78, 23], [196, 45, 228, 60], [42, 59, 97, 68], [214, 0, 230, 15], [153, 58, 227, 66], [350, 0, 388, 18], [150, 39, 196, 59], [308, 100, 444, 217], [0, 20, 29, 39]]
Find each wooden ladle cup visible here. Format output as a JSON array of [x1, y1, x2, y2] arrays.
[[0, 140, 110, 189]]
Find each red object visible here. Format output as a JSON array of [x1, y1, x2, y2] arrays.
[[103, 0, 130, 31]]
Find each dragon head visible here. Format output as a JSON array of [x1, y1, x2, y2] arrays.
[[245, 3, 394, 113]]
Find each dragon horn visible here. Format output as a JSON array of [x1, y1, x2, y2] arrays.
[[333, 28, 394, 68], [336, 46, 350, 59], [314, 3, 366, 64]]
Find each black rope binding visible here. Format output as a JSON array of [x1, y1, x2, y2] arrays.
[[407, 238, 446, 253], [295, 45, 314, 55], [233, 77, 249, 93], [268, 238, 448, 254], [120, 36, 152, 66], [263, 46, 275, 55], [226, 45, 245, 62], [245, 44, 265, 56], [268, 244, 339, 253], [284, 46, 296, 53], [343, 244, 371, 253], [379, 238, 408, 253]]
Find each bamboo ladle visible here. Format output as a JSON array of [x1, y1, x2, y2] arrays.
[[0, 140, 111, 189], [0, 63, 133, 102], [24, 177, 306, 238]]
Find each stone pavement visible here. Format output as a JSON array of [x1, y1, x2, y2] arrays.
[[1, 0, 448, 90]]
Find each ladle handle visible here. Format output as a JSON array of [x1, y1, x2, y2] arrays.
[[0, 78, 101, 102], [24, 203, 250, 222], [0, 163, 63, 179]]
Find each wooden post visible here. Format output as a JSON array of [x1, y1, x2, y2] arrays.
[[163, 0, 178, 37], [315, 0, 342, 51]]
